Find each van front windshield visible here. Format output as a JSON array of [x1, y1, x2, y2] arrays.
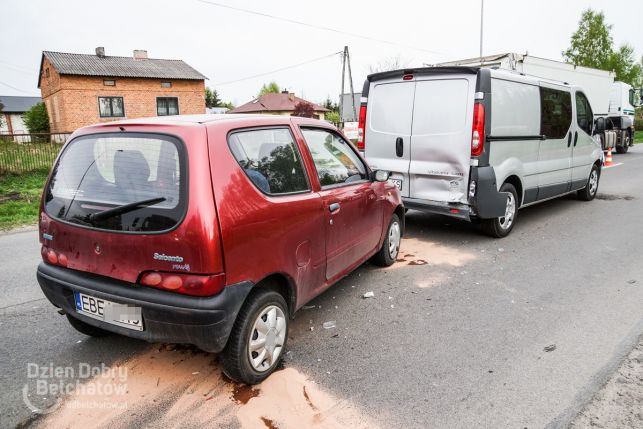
[[44, 133, 186, 232]]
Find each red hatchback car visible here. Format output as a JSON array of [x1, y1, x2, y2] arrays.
[[37, 114, 404, 383]]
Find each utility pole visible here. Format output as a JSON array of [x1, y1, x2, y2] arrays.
[[339, 46, 357, 127], [339, 47, 346, 126], [346, 46, 357, 122], [479, 0, 484, 60]]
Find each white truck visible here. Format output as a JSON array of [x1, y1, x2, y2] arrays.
[[437, 53, 642, 153]]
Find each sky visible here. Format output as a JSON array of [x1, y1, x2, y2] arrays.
[[1, 0, 641, 106]]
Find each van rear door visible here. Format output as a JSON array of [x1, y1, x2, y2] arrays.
[[363, 80, 414, 197], [409, 77, 474, 204]]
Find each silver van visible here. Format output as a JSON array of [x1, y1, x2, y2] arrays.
[[357, 67, 604, 237]]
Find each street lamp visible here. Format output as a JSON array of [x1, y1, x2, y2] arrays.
[[480, 0, 484, 59]]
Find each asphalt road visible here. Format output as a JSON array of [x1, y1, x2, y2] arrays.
[[2, 147, 643, 428]]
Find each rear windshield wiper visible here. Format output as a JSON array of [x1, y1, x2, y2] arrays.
[[87, 197, 166, 223]]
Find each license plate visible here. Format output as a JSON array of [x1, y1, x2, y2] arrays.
[[74, 292, 143, 331], [391, 179, 403, 190]]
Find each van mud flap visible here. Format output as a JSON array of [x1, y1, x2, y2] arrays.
[[470, 166, 508, 219]]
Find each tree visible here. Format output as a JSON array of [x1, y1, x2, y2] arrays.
[[563, 9, 643, 86], [258, 81, 280, 96], [204, 87, 222, 108], [22, 102, 50, 133], [563, 9, 613, 70], [219, 101, 235, 110], [322, 97, 339, 114], [325, 111, 340, 124], [608, 46, 643, 87], [292, 101, 315, 118], [368, 55, 409, 74]]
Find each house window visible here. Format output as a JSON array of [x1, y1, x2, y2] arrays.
[[157, 97, 179, 116], [161, 82, 172, 88], [103, 80, 116, 86], [98, 97, 125, 118]]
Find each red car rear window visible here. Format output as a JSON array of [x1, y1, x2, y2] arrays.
[[44, 133, 187, 233]]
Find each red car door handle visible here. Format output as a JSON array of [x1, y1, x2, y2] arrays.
[[329, 202, 340, 213]]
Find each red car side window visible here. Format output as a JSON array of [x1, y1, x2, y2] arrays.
[[299, 128, 368, 188], [228, 127, 310, 195]]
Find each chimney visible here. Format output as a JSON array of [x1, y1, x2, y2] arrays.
[[288, 92, 295, 101], [281, 89, 289, 94], [95, 47, 105, 58], [133, 49, 148, 60]]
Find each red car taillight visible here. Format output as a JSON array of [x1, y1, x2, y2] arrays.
[[357, 104, 367, 150], [139, 271, 226, 297], [471, 102, 485, 157], [42, 246, 68, 267]]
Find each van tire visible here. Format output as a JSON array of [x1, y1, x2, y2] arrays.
[[66, 314, 111, 337], [221, 290, 289, 385], [371, 214, 401, 267], [577, 164, 600, 201], [481, 183, 518, 238]]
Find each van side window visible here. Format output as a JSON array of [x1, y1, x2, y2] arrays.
[[539, 87, 572, 139], [300, 128, 367, 188], [228, 128, 309, 195], [575, 92, 593, 135]]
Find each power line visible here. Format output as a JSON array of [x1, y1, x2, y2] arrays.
[[214, 51, 342, 86], [195, 0, 448, 57], [0, 60, 34, 74], [0, 80, 37, 94]]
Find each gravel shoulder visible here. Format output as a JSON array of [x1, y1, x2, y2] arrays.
[[570, 338, 643, 429]]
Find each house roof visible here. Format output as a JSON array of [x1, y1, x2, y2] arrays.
[[229, 93, 329, 114], [38, 51, 207, 88], [0, 95, 42, 113]]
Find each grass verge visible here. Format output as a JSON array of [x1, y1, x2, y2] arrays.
[[0, 171, 48, 230], [635, 130, 642, 144]]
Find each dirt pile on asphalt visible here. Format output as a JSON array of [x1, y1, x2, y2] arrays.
[[392, 237, 477, 268], [37, 344, 376, 429]]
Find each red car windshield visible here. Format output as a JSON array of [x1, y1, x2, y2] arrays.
[[44, 133, 187, 232]]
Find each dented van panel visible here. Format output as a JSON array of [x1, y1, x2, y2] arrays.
[[408, 77, 475, 204]]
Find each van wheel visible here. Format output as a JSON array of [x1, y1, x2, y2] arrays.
[[577, 164, 600, 201], [66, 314, 111, 337], [481, 183, 518, 238], [371, 214, 401, 266], [221, 290, 288, 384]]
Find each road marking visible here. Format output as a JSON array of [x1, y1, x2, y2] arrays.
[[603, 163, 623, 169]]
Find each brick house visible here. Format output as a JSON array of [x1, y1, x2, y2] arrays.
[[38, 47, 207, 133], [230, 91, 328, 120]]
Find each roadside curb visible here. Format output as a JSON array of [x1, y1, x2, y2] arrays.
[[0, 225, 38, 236]]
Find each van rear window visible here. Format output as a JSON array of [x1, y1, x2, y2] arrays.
[[44, 133, 187, 232]]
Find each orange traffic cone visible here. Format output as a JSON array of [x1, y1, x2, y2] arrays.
[[604, 148, 613, 167]]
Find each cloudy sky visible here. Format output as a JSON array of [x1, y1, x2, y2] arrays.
[[1, 0, 641, 106]]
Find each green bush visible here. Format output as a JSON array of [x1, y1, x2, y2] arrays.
[[635, 118, 643, 130], [22, 102, 50, 134]]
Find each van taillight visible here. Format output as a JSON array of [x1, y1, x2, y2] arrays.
[[471, 103, 485, 157], [139, 271, 226, 297], [357, 104, 367, 150]]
